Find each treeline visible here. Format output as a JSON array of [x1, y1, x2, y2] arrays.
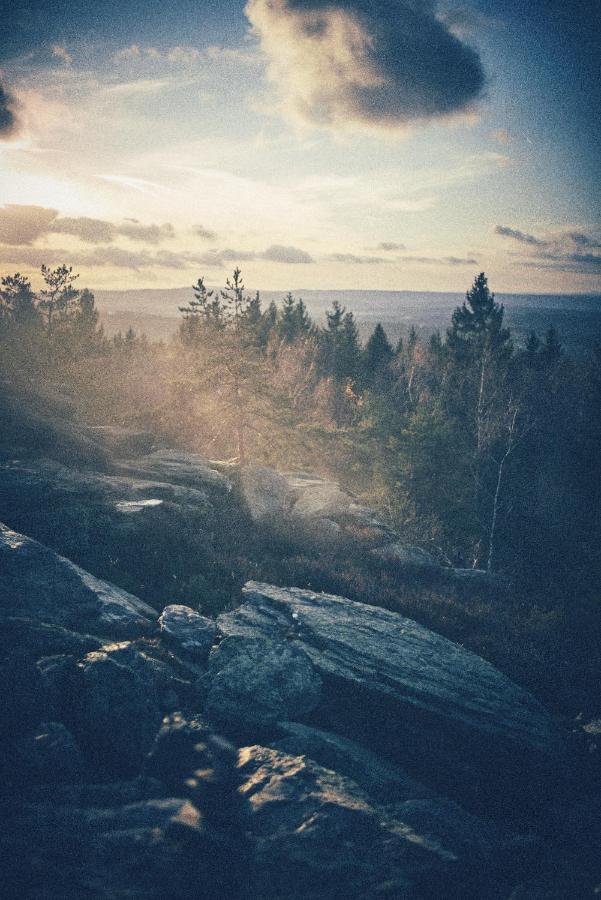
[[1, 265, 600, 599]]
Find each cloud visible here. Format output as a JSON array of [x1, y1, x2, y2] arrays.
[[245, 0, 485, 132], [328, 252, 387, 264], [0, 81, 18, 138], [566, 231, 601, 250], [377, 242, 406, 251], [0, 206, 176, 246], [520, 253, 601, 275], [194, 225, 218, 241], [0, 205, 58, 245], [262, 243, 314, 263], [439, 5, 503, 38], [495, 224, 601, 275], [112, 44, 201, 66], [495, 225, 546, 246], [402, 255, 478, 265], [50, 216, 116, 243], [51, 44, 73, 65], [116, 221, 175, 243]]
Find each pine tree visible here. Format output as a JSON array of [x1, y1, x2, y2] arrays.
[[541, 325, 562, 367], [38, 264, 80, 338], [363, 322, 394, 378], [363, 323, 394, 388]]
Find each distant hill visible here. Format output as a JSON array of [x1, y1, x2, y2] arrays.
[[96, 287, 601, 355]]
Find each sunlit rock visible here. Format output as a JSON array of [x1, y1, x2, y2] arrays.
[[158, 604, 217, 661], [238, 745, 511, 898]]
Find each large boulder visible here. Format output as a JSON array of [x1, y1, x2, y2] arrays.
[[240, 465, 291, 521], [218, 582, 565, 815], [158, 604, 217, 661], [238, 745, 511, 899], [204, 635, 322, 738], [0, 523, 156, 639]]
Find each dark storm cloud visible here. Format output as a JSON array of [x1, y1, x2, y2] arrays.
[[246, 0, 486, 130], [0, 81, 18, 138]]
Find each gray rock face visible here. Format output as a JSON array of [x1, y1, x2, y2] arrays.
[[205, 635, 322, 738], [238, 745, 509, 899], [273, 721, 432, 804], [117, 449, 232, 492], [218, 582, 564, 810], [240, 464, 438, 561], [0, 458, 212, 509], [70, 643, 165, 774], [0, 523, 156, 639], [158, 604, 217, 661], [0, 382, 109, 469], [240, 465, 291, 521]]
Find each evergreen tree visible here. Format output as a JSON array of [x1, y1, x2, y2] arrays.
[[0, 273, 38, 326], [363, 322, 394, 388], [541, 325, 562, 367], [38, 264, 80, 338]]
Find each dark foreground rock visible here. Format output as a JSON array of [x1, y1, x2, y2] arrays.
[[238, 745, 514, 900], [0, 523, 157, 639], [158, 603, 217, 661], [216, 582, 565, 816]]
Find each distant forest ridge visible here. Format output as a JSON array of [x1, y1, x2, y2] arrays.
[[96, 287, 601, 354]]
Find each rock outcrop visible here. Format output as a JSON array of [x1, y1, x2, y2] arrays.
[[205, 635, 322, 737], [215, 582, 564, 813], [0, 435, 586, 897], [158, 604, 217, 661], [238, 745, 512, 899], [241, 465, 448, 567], [0, 523, 156, 638]]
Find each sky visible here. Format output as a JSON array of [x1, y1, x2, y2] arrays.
[[0, 0, 599, 293]]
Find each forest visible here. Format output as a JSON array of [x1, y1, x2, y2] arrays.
[[1, 263, 600, 718]]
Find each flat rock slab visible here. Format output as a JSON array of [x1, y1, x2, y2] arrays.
[[218, 582, 564, 812], [0, 459, 211, 507], [116, 450, 232, 492], [0, 523, 156, 639]]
